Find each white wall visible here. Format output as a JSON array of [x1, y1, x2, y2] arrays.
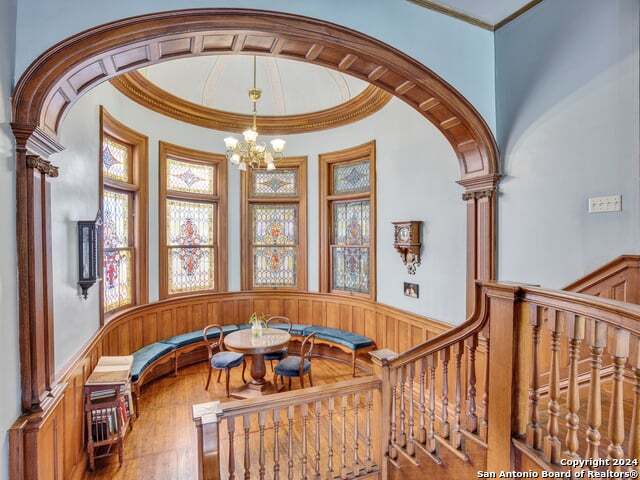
[[0, 0, 21, 479], [495, 0, 640, 287], [13, 0, 496, 133], [51, 81, 465, 370]]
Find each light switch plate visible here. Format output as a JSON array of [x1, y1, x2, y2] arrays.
[[588, 195, 621, 213]]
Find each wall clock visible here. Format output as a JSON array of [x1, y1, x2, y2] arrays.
[[392, 221, 423, 274]]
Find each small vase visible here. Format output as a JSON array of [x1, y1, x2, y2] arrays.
[[251, 324, 263, 337]]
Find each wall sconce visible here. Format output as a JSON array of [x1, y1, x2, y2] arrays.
[[393, 221, 423, 275], [77, 212, 101, 299]]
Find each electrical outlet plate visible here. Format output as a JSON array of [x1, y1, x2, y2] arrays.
[[588, 195, 621, 213]]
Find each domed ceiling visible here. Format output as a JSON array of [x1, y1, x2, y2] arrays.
[[137, 56, 369, 116]]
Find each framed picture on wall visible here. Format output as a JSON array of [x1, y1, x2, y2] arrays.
[[404, 282, 419, 298]]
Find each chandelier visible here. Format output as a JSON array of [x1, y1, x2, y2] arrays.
[[223, 56, 286, 171]]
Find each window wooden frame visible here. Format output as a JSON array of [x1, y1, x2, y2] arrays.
[[240, 157, 308, 291], [319, 141, 376, 301], [159, 141, 228, 299], [99, 106, 149, 324]]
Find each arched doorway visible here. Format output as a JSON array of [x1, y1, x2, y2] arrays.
[[11, 8, 499, 412]]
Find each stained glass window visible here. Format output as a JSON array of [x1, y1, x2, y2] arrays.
[[332, 201, 370, 246], [253, 247, 296, 287], [251, 169, 297, 196], [103, 250, 133, 312], [332, 247, 369, 293], [332, 160, 370, 194], [168, 247, 215, 294], [102, 136, 130, 182], [103, 190, 129, 249], [252, 205, 297, 245], [167, 158, 215, 195], [167, 200, 215, 246]]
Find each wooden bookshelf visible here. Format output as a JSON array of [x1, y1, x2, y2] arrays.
[[84, 356, 135, 470]]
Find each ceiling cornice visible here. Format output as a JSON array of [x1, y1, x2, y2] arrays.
[[110, 71, 392, 135], [407, 0, 544, 31]]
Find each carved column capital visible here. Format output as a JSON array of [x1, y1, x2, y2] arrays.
[[462, 188, 495, 201], [26, 155, 59, 178]]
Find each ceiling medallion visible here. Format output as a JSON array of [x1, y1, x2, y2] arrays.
[[223, 56, 285, 172]]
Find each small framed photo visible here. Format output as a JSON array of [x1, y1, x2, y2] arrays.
[[404, 282, 419, 299]]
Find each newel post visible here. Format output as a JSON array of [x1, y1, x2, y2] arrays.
[[370, 349, 397, 479], [193, 401, 222, 480], [483, 282, 527, 472], [12, 124, 63, 413]]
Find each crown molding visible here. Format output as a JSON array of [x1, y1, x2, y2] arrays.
[[110, 71, 392, 135], [407, 0, 545, 31]]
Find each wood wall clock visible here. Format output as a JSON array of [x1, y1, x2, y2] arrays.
[[393, 221, 423, 274]]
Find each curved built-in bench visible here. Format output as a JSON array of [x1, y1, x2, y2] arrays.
[[130, 322, 376, 401]]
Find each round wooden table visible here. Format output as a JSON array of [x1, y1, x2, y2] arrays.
[[224, 328, 290, 398]]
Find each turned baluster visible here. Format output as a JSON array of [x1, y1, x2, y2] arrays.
[[228, 416, 237, 480], [258, 411, 266, 480], [565, 314, 585, 460], [441, 347, 451, 439], [427, 354, 437, 452], [353, 393, 361, 475], [585, 320, 607, 460], [399, 365, 407, 448], [341, 395, 348, 479], [543, 309, 563, 464], [301, 404, 309, 480], [466, 335, 478, 434], [390, 368, 398, 460], [418, 357, 427, 444], [243, 415, 251, 480], [480, 329, 490, 441], [287, 406, 294, 480], [366, 390, 374, 472], [314, 401, 321, 480], [407, 362, 416, 456], [328, 398, 335, 478], [630, 338, 640, 471], [273, 408, 281, 480], [453, 342, 463, 449], [608, 329, 630, 471], [526, 305, 542, 450]]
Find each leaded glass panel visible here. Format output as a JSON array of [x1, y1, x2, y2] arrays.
[[103, 249, 133, 312], [167, 158, 215, 195], [333, 200, 370, 245], [332, 247, 369, 293], [103, 190, 130, 249], [332, 160, 370, 194], [253, 247, 296, 287], [251, 169, 297, 196], [102, 137, 130, 182], [168, 247, 215, 294], [167, 200, 215, 246], [252, 205, 297, 246]]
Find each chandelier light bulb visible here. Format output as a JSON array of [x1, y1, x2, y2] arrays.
[[238, 161, 247, 171], [267, 161, 276, 171], [230, 153, 241, 164], [224, 136, 239, 149], [243, 128, 258, 143], [270, 138, 286, 153]]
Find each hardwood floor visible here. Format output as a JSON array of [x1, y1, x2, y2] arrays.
[[85, 358, 358, 479]]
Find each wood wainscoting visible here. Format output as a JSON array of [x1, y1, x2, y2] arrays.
[[564, 254, 640, 303], [9, 291, 452, 480]]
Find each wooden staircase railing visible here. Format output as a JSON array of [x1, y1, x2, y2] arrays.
[[194, 281, 640, 479], [193, 376, 382, 480]]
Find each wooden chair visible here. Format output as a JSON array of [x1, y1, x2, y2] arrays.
[[264, 315, 292, 371], [274, 332, 316, 390], [203, 324, 247, 397]]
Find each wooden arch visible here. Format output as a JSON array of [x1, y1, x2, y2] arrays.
[[10, 9, 499, 413]]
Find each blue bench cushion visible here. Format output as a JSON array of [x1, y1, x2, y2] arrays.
[[160, 324, 239, 348], [236, 323, 252, 330], [274, 355, 311, 377], [211, 351, 244, 369], [132, 342, 175, 381], [302, 326, 374, 350], [268, 323, 308, 336]]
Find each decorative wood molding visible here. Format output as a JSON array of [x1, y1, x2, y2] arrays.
[[158, 141, 228, 299], [240, 157, 308, 291], [110, 71, 392, 135], [100, 107, 149, 323], [319, 141, 377, 301], [25, 155, 59, 177], [564, 255, 640, 304]]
